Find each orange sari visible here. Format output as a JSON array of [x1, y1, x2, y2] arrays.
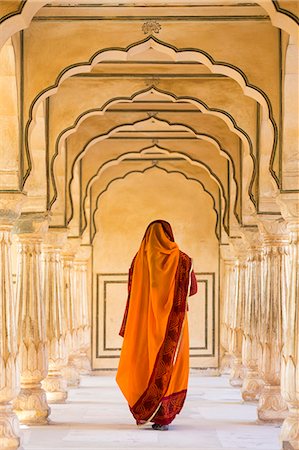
[[116, 220, 197, 426]]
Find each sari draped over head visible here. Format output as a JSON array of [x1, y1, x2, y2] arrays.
[[116, 220, 197, 426]]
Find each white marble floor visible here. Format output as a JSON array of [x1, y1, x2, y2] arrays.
[[21, 375, 282, 450]]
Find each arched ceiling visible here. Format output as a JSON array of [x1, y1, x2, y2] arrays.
[[0, 0, 297, 243]]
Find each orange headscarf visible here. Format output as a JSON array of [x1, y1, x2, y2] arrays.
[[116, 220, 192, 425]]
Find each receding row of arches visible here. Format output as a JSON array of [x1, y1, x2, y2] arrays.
[[0, 2, 298, 449]]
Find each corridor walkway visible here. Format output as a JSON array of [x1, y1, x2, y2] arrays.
[[21, 375, 281, 450]]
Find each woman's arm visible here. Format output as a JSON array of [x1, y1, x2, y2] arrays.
[[189, 269, 198, 297], [119, 257, 136, 337]]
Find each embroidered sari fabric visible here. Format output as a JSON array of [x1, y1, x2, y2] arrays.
[[116, 220, 197, 426]]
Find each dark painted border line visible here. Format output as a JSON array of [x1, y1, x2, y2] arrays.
[[0, 0, 27, 24]]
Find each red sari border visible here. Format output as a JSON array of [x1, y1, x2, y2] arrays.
[[152, 389, 187, 426]]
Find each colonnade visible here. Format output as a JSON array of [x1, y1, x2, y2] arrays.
[[0, 197, 91, 449], [220, 194, 299, 449], [0, 193, 298, 450]]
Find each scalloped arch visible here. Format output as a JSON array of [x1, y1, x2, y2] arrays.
[[51, 85, 255, 208], [90, 165, 220, 243], [24, 36, 277, 191], [67, 145, 229, 239], [65, 117, 236, 227]]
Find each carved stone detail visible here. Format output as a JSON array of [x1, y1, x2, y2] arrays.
[[258, 385, 288, 423], [241, 230, 263, 401], [13, 385, 49, 425], [278, 195, 299, 447], [257, 217, 289, 422], [0, 405, 21, 450], [61, 251, 80, 387], [228, 238, 247, 387], [72, 250, 91, 374], [242, 369, 263, 402], [13, 216, 50, 424], [0, 194, 24, 449], [230, 356, 244, 387], [220, 246, 236, 375], [41, 232, 68, 404], [142, 20, 161, 35]]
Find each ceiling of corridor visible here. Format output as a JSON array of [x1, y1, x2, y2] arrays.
[[1, 0, 298, 244]]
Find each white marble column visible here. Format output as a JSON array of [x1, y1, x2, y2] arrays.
[[61, 248, 80, 388], [241, 229, 263, 402], [73, 246, 91, 374], [41, 231, 68, 404], [228, 238, 247, 387], [12, 214, 50, 424], [278, 195, 299, 448], [257, 217, 289, 422], [0, 194, 23, 450], [220, 245, 235, 374]]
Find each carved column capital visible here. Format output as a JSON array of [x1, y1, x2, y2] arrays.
[[241, 227, 262, 250], [62, 237, 82, 257], [257, 215, 289, 245], [44, 228, 68, 250], [14, 212, 49, 236], [220, 243, 236, 262], [277, 193, 299, 229], [0, 193, 25, 227], [75, 244, 92, 263], [228, 236, 249, 262]]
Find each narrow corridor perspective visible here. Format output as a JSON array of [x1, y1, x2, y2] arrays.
[[22, 375, 281, 450]]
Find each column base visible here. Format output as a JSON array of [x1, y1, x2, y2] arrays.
[[73, 353, 91, 375], [241, 368, 263, 401], [0, 404, 21, 450], [280, 406, 299, 450], [42, 371, 68, 404], [257, 384, 288, 423], [13, 384, 50, 425], [229, 357, 243, 387], [62, 363, 80, 388], [220, 352, 232, 375], [282, 443, 297, 450]]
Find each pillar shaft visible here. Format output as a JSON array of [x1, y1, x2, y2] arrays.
[[257, 218, 289, 422], [41, 232, 68, 404], [228, 239, 247, 387], [13, 215, 50, 424], [241, 232, 263, 401], [61, 252, 80, 387], [278, 196, 299, 448], [220, 246, 235, 374], [0, 194, 23, 450], [73, 256, 91, 374]]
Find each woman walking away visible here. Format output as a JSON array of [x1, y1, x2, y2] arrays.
[[116, 220, 197, 430]]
